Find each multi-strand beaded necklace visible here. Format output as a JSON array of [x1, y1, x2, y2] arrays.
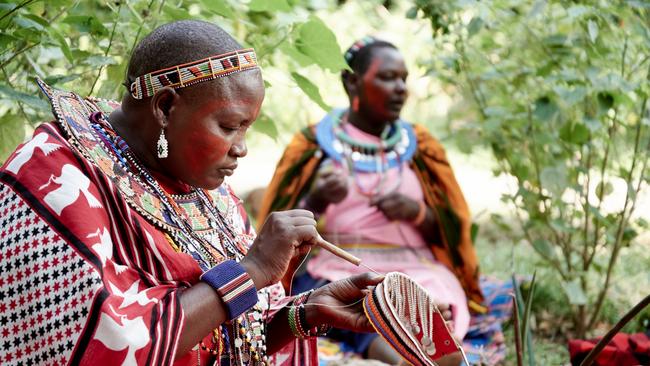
[[90, 112, 269, 366], [330, 109, 407, 197]]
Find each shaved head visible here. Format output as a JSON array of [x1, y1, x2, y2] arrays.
[[126, 20, 242, 90]]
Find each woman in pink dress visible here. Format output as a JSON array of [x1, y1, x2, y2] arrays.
[[259, 37, 484, 365]]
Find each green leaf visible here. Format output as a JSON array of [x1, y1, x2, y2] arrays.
[[279, 42, 314, 67], [540, 165, 567, 196], [23, 14, 50, 29], [0, 33, 17, 49], [587, 20, 598, 43], [559, 121, 589, 144], [405, 6, 418, 19], [295, 17, 348, 72], [252, 113, 278, 141], [162, 3, 192, 20], [43, 74, 81, 86], [595, 181, 613, 198], [533, 97, 558, 122], [0, 84, 49, 111], [63, 15, 109, 36], [49, 29, 73, 63], [521, 271, 537, 365], [562, 279, 587, 305], [0, 114, 26, 164], [200, 0, 235, 18], [84, 55, 117, 67], [13, 16, 45, 31], [470, 222, 479, 242], [249, 0, 292, 12], [531, 238, 555, 260], [597, 92, 614, 114], [291, 72, 331, 111], [467, 16, 483, 37]]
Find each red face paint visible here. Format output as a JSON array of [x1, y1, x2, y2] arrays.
[[358, 48, 409, 124], [163, 76, 265, 190]]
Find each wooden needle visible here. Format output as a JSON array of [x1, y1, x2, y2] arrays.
[[316, 236, 362, 266]]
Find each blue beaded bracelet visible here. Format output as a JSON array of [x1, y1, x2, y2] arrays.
[[200, 260, 258, 321]]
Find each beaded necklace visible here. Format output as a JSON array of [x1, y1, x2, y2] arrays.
[[90, 113, 269, 366], [333, 110, 403, 197], [91, 115, 242, 267]]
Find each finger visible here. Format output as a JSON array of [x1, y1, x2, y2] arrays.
[[284, 209, 315, 219], [369, 195, 384, 206], [323, 174, 346, 187], [293, 225, 320, 246], [346, 272, 385, 290], [442, 310, 453, 321], [295, 245, 312, 258], [289, 216, 317, 228]]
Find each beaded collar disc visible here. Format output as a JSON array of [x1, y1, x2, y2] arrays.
[[315, 109, 417, 173], [363, 272, 469, 365], [129, 48, 258, 99]]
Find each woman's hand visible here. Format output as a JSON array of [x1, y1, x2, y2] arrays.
[[303, 273, 384, 332], [305, 170, 348, 213], [370, 192, 420, 222], [241, 210, 318, 289]]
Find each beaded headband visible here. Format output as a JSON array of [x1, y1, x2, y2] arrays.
[[129, 48, 259, 99], [344, 36, 378, 64]]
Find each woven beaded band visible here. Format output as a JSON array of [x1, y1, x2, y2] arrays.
[[200, 260, 258, 321], [129, 48, 259, 99]]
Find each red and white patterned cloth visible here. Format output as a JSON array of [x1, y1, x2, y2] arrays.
[[0, 88, 316, 365]]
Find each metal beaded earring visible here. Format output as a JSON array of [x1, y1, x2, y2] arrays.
[[157, 127, 168, 159]]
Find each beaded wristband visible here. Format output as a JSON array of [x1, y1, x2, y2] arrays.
[[200, 260, 258, 321], [288, 291, 314, 339]]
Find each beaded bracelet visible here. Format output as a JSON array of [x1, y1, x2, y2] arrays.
[[200, 260, 258, 321], [288, 290, 331, 339]]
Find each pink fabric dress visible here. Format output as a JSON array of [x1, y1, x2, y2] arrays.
[[307, 123, 470, 339]]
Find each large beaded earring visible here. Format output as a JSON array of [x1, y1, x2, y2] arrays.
[[157, 127, 168, 159]]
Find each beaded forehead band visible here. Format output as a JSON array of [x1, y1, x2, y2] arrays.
[[129, 48, 259, 99], [344, 36, 378, 64]]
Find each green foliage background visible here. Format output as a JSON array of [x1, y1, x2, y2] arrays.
[[0, 0, 358, 161], [1, 0, 649, 354], [408, 0, 650, 338]]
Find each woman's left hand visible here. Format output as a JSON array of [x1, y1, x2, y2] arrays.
[[370, 192, 420, 222], [303, 273, 384, 332]]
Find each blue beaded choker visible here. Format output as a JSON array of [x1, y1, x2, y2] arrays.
[[315, 109, 417, 173]]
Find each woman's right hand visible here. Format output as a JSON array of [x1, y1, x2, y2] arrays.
[[305, 170, 348, 213], [240, 210, 319, 289]]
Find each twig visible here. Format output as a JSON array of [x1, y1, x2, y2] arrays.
[[588, 96, 648, 329], [87, 3, 122, 96], [580, 294, 650, 366], [512, 294, 524, 366], [0, 0, 36, 22], [0, 43, 39, 69]]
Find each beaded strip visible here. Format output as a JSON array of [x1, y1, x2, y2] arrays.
[[363, 272, 466, 366], [344, 36, 377, 64], [129, 48, 258, 99]]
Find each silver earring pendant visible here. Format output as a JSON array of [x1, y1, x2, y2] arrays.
[[157, 128, 168, 158]]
